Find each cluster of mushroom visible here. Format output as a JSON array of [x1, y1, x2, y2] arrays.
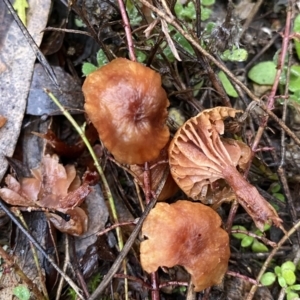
[[83, 58, 263, 292]]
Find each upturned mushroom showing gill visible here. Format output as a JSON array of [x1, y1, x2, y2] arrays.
[[168, 106, 283, 232]]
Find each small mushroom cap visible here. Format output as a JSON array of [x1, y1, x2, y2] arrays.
[[140, 200, 230, 292], [83, 58, 170, 164]]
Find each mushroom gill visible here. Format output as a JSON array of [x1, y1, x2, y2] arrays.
[[168, 107, 282, 231]]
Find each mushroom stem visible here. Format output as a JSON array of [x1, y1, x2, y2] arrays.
[[222, 165, 282, 231]]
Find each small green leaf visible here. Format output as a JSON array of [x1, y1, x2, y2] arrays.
[[290, 90, 300, 103], [289, 284, 300, 291], [270, 182, 281, 194], [254, 229, 263, 236], [13, 0, 28, 26], [275, 266, 282, 276], [262, 223, 271, 232], [282, 261, 296, 272], [232, 225, 248, 239], [287, 291, 300, 300], [278, 275, 287, 288], [96, 49, 108, 68], [251, 239, 268, 253], [136, 50, 147, 63], [74, 16, 86, 28], [248, 61, 277, 85], [173, 32, 195, 56], [273, 193, 285, 202], [221, 48, 248, 62], [82, 63, 98, 77], [202, 0, 215, 5], [13, 285, 30, 300], [201, 7, 212, 21], [126, 0, 142, 26], [241, 236, 254, 247], [282, 269, 296, 286], [288, 65, 300, 92], [175, 2, 196, 21], [204, 22, 216, 35], [260, 272, 276, 286], [218, 71, 238, 97]]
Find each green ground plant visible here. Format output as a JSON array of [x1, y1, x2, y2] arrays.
[[261, 261, 300, 300]]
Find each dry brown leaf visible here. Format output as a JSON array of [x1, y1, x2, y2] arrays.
[[140, 200, 230, 291], [168, 107, 282, 231], [46, 207, 88, 236], [0, 154, 91, 235]]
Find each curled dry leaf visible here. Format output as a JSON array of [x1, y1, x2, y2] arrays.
[[168, 107, 282, 231], [140, 200, 230, 291], [130, 142, 178, 201], [0, 154, 91, 235], [46, 207, 88, 236], [83, 57, 170, 164]]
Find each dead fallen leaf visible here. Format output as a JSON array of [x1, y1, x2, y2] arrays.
[[0, 0, 51, 182], [0, 154, 91, 235]]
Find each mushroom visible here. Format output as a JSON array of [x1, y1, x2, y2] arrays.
[[140, 200, 230, 291], [82, 58, 170, 165], [168, 107, 282, 231]]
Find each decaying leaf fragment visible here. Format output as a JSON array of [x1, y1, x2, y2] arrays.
[[168, 107, 282, 231], [0, 154, 91, 235], [140, 200, 230, 291]]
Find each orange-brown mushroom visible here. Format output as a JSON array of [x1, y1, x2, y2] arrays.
[[82, 58, 170, 164], [140, 200, 230, 291], [168, 107, 282, 231]]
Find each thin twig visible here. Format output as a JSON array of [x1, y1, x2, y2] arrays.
[[226, 271, 259, 286], [240, 0, 264, 37], [117, 0, 136, 61], [231, 229, 277, 248], [88, 198, 158, 300], [12, 208, 49, 300], [97, 220, 138, 236], [0, 200, 84, 300], [55, 235, 70, 300]]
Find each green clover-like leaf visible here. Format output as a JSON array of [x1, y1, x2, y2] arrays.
[[260, 272, 276, 286]]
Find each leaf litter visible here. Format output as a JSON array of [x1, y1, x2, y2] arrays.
[[0, 0, 300, 299]]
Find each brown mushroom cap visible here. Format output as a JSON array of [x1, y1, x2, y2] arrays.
[[83, 58, 170, 164], [140, 200, 230, 291]]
